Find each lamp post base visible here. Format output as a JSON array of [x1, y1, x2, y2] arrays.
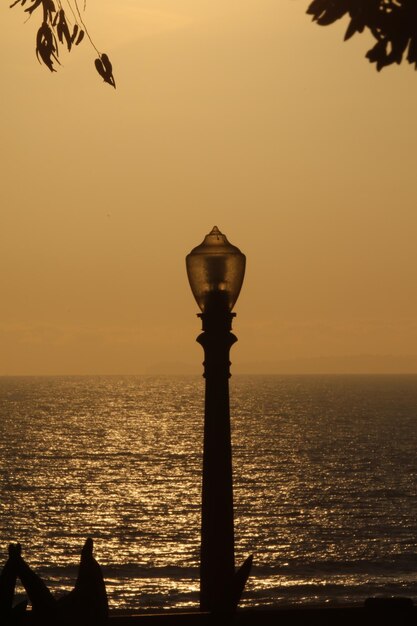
[[197, 310, 252, 613]]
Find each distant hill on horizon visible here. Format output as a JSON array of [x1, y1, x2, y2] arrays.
[[4, 355, 417, 377], [145, 355, 417, 376]]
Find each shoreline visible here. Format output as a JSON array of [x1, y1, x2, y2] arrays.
[[106, 603, 416, 625]]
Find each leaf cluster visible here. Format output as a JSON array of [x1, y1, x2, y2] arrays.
[[307, 0, 417, 70], [11, 0, 115, 86]]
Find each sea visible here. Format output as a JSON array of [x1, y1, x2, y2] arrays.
[[1, 374, 417, 612]]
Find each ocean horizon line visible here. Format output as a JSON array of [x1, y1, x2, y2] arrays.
[[2, 371, 417, 378]]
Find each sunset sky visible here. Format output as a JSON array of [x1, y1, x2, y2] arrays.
[[2, 0, 417, 375]]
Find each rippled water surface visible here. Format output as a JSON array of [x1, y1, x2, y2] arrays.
[[1, 375, 417, 610]]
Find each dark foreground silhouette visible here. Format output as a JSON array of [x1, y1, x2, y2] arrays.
[[307, 0, 417, 70], [10, 0, 115, 87], [0, 539, 108, 626], [1, 542, 416, 625]]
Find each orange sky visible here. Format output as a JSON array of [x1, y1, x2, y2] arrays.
[[2, 1, 417, 375]]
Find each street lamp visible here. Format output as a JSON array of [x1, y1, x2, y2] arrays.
[[186, 226, 252, 614]]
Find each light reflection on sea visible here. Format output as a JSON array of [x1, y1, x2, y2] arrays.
[[1, 375, 417, 611]]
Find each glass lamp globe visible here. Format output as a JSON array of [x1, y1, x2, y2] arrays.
[[186, 226, 246, 313]]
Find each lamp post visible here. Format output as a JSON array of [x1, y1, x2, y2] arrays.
[[186, 226, 252, 614]]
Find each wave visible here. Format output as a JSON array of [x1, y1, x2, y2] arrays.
[[40, 555, 417, 582], [251, 554, 417, 577], [40, 564, 198, 580]]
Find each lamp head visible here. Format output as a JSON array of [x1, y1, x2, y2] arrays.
[[186, 226, 246, 313]]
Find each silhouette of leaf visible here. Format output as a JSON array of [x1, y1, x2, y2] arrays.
[[94, 57, 105, 77], [307, 0, 350, 23], [407, 35, 417, 66], [365, 39, 387, 71], [75, 28, 85, 45], [56, 9, 72, 51], [36, 21, 59, 72], [24, 0, 43, 15], [94, 53, 116, 88], [101, 54, 113, 76], [391, 34, 409, 64], [318, 6, 347, 25], [71, 24, 79, 43], [344, 15, 366, 41]]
